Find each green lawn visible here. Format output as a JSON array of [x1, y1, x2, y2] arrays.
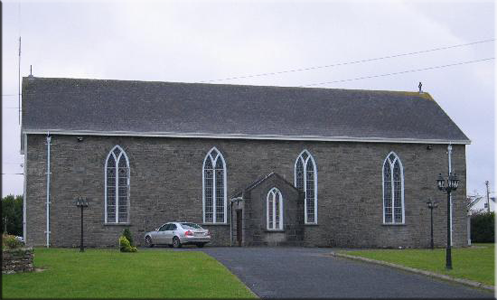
[[2, 248, 256, 298], [341, 243, 495, 286]]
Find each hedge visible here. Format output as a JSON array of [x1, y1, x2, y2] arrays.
[[471, 212, 494, 243]]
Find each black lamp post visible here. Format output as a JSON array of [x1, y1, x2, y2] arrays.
[[437, 172, 459, 270], [426, 200, 438, 250], [75, 197, 89, 252]]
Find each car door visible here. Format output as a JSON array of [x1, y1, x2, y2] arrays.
[[166, 223, 178, 244], [156, 223, 169, 244]]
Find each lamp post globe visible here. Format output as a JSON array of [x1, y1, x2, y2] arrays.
[[450, 173, 459, 190], [437, 173, 445, 191]]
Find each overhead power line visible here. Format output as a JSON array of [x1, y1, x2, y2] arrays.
[[7, 57, 494, 98], [301, 57, 495, 87], [199, 38, 495, 83], [6, 58, 494, 100]]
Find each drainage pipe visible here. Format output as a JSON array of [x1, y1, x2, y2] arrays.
[[448, 143, 453, 246], [229, 201, 233, 247], [22, 134, 27, 243], [46, 133, 51, 247]]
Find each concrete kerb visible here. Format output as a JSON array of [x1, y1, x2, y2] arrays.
[[328, 252, 495, 292]]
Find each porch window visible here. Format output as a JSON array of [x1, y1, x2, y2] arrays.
[[383, 152, 405, 224], [105, 145, 130, 223], [267, 187, 283, 230], [295, 150, 317, 224], [203, 147, 227, 223]]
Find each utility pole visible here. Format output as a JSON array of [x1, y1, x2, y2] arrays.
[[486, 181, 490, 213]]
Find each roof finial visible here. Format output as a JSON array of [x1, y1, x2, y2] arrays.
[[418, 82, 423, 94], [28, 65, 33, 77]]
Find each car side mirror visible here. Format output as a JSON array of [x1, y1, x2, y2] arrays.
[[155, 228, 159, 231]]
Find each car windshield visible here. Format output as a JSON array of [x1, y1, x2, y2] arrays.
[[181, 222, 202, 230]]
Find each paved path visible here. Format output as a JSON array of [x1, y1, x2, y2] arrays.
[[197, 247, 494, 299]]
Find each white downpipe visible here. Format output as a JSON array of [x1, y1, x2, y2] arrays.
[[46, 134, 51, 248], [448, 143, 453, 246], [22, 134, 27, 243], [229, 200, 233, 247]]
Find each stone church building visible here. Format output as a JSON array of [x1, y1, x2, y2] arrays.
[[21, 77, 470, 248]]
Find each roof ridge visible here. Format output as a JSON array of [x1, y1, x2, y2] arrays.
[[22, 76, 432, 97]]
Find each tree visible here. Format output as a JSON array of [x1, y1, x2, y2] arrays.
[[1, 195, 23, 236], [471, 211, 494, 243]]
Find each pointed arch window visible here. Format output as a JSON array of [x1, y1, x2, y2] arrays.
[[203, 147, 227, 223], [267, 188, 283, 230], [383, 152, 405, 224], [105, 145, 130, 224], [295, 150, 318, 224]]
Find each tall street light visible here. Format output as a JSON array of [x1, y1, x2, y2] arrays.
[[75, 197, 89, 252], [437, 172, 459, 270], [426, 200, 438, 250]]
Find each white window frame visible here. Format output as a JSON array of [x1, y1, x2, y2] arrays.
[[202, 147, 227, 224], [104, 145, 130, 224], [266, 187, 283, 230], [382, 151, 405, 224], [294, 150, 318, 224]]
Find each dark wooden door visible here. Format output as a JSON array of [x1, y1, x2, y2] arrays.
[[236, 210, 242, 247]]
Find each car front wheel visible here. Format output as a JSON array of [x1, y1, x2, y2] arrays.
[[172, 237, 182, 248], [145, 236, 154, 248]]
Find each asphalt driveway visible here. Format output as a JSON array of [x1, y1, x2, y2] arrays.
[[196, 247, 493, 299]]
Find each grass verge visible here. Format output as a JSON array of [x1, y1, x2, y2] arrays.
[[340, 243, 494, 286], [2, 248, 256, 298]]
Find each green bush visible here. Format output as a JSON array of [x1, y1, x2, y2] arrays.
[[122, 228, 134, 246], [2, 195, 23, 236], [471, 212, 494, 243], [2, 234, 24, 250], [119, 235, 137, 252]]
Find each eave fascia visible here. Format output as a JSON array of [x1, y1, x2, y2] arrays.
[[21, 129, 472, 145]]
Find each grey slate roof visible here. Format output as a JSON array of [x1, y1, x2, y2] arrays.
[[21, 76, 470, 144]]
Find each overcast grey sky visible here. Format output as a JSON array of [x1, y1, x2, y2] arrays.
[[2, 0, 495, 198]]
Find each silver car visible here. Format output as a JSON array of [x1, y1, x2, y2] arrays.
[[144, 222, 211, 248]]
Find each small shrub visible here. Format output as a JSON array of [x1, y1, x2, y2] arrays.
[[122, 228, 134, 246], [119, 235, 137, 252], [2, 234, 24, 250], [119, 235, 130, 252]]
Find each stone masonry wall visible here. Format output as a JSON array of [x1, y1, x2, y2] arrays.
[[2, 248, 34, 274], [25, 134, 467, 248]]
